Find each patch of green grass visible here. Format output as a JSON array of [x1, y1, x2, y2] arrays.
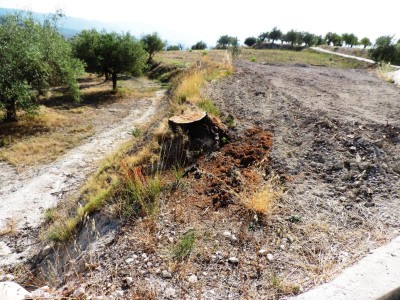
[[240, 48, 369, 69], [130, 127, 141, 138], [123, 175, 162, 217], [173, 230, 196, 260], [197, 99, 220, 116], [44, 208, 57, 222]]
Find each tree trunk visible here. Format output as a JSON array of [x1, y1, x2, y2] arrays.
[[4, 99, 17, 122], [112, 72, 117, 92]]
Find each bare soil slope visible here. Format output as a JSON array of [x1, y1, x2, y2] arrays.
[[206, 61, 400, 294]]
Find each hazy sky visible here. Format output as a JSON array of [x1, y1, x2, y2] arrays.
[[1, 0, 399, 47]]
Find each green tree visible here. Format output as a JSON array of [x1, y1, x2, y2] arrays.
[[72, 30, 147, 92], [315, 35, 325, 46], [141, 32, 165, 63], [216, 35, 235, 49], [258, 32, 269, 42], [99, 32, 147, 91], [285, 30, 299, 46], [360, 37, 372, 49], [369, 36, 400, 64], [302, 32, 317, 46], [244, 36, 257, 47], [325, 32, 341, 46], [167, 45, 180, 51], [71, 29, 102, 74], [342, 33, 358, 47], [0, 13, 83, 122], [191, 41, 207, 50], [268, 27, 282, 45], [332, 33, 342, 46]]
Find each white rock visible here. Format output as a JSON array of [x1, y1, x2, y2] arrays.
[[125, 277, 133, 284], [125, 258, 134, 264], [0, 282, 32, 300], [162, 270, 172, 279], [0, 274, 14, 282], [228, 257, 239, 264], [0, 242, 11, 256], [267, 254, 274, 261], [72, 286, 85, 298], [188, 274, 198, 283], [164, 287, 176, 297], [258, 249, 267, 256], [223, 231, 232, 238], [114, 290, 124, 297]]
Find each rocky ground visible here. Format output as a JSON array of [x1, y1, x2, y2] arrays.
[[1, 59, 400, 299]]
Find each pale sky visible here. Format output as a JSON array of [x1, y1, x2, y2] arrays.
[[1, 0, 399, 47]]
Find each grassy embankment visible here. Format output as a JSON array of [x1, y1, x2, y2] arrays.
[[45, 50, 233, 242]]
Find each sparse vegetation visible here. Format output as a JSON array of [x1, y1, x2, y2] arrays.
[[240, 48, 369, 68], [172, 230, 196, 260]]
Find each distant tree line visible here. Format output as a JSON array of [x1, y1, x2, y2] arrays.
[[241, 26, 400, 64]]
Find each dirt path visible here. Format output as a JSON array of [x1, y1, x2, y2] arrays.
[[311, 47, 400, 69], [0, 89, 165, 267], [207, 60, 400, 296]]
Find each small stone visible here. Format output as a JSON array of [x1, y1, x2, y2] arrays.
[[0, 242, 11, 256], [393, 163, 400, 174], [93, 296, 104, 300], [40, 245, 52, 257], [72, 286, 85, 298], [267, 254, 274, 261], [188, 274, 198, 283], [228, 257, 239, 265], [223, 231, 231, 238], [162, 270, 172, 279], [0, 274, 14, 281], [164, 287, 176, 297], [258, 249, 267, 256], [114, 290, 124, 297], [125, 258, 134, 264], [141, 253, 148, 259], [125, 277, 133, 285]]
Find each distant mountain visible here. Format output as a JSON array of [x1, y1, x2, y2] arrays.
[[0, 7, 120, 39]]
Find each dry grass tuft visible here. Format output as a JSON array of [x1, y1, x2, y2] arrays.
[[0, 219, 18, 236], [171, 57, 233, 115], [242, 175, 283, 215]]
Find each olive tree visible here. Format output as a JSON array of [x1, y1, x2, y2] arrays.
[[191, 41, 207, 50], [0, 13, 83, 122], [285, 30, 299, 46], [244, 36, 257, 47], [141, 32, 165, 63], [268, 27, 282, 45], [360, 37, 372, 49], [369, 36, 400, 65], [72, 30, 147, 92]]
